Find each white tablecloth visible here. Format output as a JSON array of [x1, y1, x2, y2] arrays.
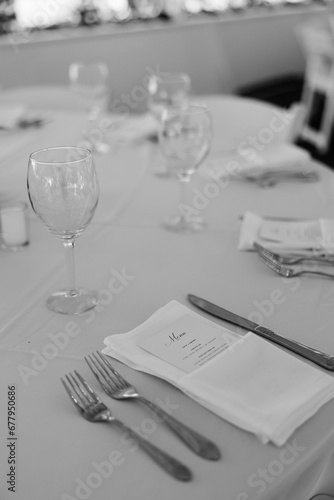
[[1, 92, 334, 500]]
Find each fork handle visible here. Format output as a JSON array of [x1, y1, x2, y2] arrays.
[[113, 419, 192, 481], [137, 396, 221, 460], [253, 326, 334, 371], [302, 270, 334, 278], [282, 257, 334, 266]]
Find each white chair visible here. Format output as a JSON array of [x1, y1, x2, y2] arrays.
[[295, 19, 334, 154], [296, 53, 334, 154]]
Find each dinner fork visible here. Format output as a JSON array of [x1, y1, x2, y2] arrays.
[[85, 352, 221, 461], [253, 242, 334, 266], [61, 371, 192, 482], [257, 252, 334, 279], [244, 170, 319, 188]]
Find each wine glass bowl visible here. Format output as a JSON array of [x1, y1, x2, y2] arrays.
[[69, 62, 109, 119], [69, 61, 110, 153], [147, 72, 191, 122], [158, 103, 212, 232], [147, 72, 191, 177], [27, 146, 100, 315]]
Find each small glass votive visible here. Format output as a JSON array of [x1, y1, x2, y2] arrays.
[[0, 201, 30, 251]]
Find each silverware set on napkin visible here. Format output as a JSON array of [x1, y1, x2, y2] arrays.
[[243, 169, 320, 188], [61, 352, 221, 481], [253, 242, 334, 279]]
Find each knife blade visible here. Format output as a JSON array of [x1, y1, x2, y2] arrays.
[[187, 294, 334, 371]]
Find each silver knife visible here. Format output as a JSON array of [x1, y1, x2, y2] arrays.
[[187, 294, 334, 371]]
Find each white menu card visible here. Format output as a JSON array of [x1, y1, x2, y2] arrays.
[[137, 314, 237, 374]]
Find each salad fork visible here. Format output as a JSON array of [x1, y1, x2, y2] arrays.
[[61, 370, 192, 481], [253, 242, 334, 266], [85, 352, 221, 461], [257, 252, 334, 279]]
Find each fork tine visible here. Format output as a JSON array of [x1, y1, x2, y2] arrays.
[[74, 370, 102, 404], [61, 377, 85, 412], [254, 242, 276, 259], [66, 373, 86, 402], [257, 253, 283, 275], [92, 353, 123, 388], [89, 352, 128, 390], [96, 351, 129, 389], [66, 372, 94, 407], [257, 252, 273, 266], [85, 354, 119, 393], [265, 257, 286, 273]]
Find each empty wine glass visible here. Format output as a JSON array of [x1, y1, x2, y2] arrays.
[[147, 72, 191, 121], [158, 103, 213, 232], [147, 72, 191, 176], [69, 61, 110, 153], [27, 146, 100, 315]]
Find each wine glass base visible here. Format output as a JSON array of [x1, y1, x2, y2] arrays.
[[162, 214, 205, 233], [46, 288, 99, 315]]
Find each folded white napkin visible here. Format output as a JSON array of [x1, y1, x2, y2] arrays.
[[107, 112, 158, 144], [0, 104, 26, 130], [238, 211, 334, 254], [200, 143, 312, 180], [102, 300, 334, 446]]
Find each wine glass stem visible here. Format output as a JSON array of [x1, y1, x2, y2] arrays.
[[88, 108, 100, 126], [178, 174, 191, 222], [86, 113, 97, 138], [85, 111, 106, 150], [63, 241, 77, 295]]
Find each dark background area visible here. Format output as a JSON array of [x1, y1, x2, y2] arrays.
[[237, 74, 334, 169]]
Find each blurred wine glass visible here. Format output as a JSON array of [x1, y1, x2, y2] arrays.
[[69, 61, 110, 153], [27, 146, 100, 314], [158, 103, 213, 232], [147, 72, 191, 122], [147, 72, 191, 176]]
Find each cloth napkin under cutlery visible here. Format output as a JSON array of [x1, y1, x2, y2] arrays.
[[102, 300, 334, 446], [238, 211, 334, 254]]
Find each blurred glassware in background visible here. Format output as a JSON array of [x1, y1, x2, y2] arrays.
[[147, 72, 191, 176], [0, 200, 30, 251], [147, 72, 191, 122], [69, 61, 110, 153], [158, 103, 212, 232]]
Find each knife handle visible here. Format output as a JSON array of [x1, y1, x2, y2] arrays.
[[254, 326, 334, 371]]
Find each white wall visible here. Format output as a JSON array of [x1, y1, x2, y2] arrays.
[[1, 5, 334, 112]]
